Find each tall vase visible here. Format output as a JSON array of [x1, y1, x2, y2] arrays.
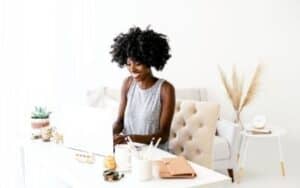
[[234, 110, 244, 130], [235, 110, 244, 162]]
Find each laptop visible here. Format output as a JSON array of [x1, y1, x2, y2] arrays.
[[55, 106, 114, 156]]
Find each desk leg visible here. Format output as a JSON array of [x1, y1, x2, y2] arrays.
[[277, 136, 286, 176], [19, 145, 25, 188]]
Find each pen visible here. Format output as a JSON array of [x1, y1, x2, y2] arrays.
[[153, 137, 161, 149]]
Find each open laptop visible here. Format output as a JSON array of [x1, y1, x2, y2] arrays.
[[55, 106, 114, 156]]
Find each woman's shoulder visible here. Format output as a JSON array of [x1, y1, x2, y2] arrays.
[[161, 79, 174, 89], [160, 79, 175, 95], [121, 76, 134, 95], [122, 76, 134, 87]]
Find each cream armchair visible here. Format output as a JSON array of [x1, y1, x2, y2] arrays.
[[175, 89, 240, 182], [168, 100, 219, 169]]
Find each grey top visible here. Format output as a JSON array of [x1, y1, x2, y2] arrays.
[[123, 78, 168, 150]]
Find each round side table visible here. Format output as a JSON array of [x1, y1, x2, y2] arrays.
[[238, 127, 287, 177]]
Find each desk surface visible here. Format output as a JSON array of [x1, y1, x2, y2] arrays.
[[23, 140, 230, 188]]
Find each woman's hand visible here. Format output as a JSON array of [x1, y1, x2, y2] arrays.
[[113, 134, 126, 145]]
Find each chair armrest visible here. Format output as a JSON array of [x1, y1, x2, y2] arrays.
[[217, 120, 241, 156]]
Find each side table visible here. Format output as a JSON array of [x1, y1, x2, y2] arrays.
[[238, 127, 287, 177]]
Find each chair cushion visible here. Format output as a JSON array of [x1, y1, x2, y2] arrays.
[[213, 136, 230, 160], [169, 100, 219, 168]]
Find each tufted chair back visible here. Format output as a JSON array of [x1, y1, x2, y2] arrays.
[[169, 100, 219, 169]]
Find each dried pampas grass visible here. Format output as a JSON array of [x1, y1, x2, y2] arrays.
[[218, 63, 263, 128], [240, 64, 263, 110]]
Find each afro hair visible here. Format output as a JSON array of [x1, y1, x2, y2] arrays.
[[110, 26, 171, 71]]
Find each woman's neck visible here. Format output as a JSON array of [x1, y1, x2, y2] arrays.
[[137, 75, 158, 89]]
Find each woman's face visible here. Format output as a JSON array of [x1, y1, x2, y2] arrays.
[[126, 58, 151, 81]]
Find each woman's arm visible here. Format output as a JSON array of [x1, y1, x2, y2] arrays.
[[129, 81, 175, 144], [112, 77, 132, 135]]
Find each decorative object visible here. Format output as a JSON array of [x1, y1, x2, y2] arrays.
[[252, 115, 267, 129], [103, 169, 124, 182], [41, 126, 52, 142], [74, 152, 95, 164], [31, 106, 51, 128], [248, 128, 272, 134], [31, 106, 51, 139], [52, 131, 64, 144], [218, 64, 263, 130], [104, 155, 117, 170]]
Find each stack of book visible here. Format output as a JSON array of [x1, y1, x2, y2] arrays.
[[246, 128, 272, 134]]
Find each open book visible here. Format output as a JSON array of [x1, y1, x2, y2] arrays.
[[158, 156, 197, 179]]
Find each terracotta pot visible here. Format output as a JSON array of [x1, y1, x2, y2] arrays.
[[31, 118, 50, 129]]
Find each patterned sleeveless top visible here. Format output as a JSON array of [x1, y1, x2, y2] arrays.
[[123, 78, 168, 150]]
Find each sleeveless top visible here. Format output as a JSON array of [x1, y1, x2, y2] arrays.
[[123, 78, 168, 150]]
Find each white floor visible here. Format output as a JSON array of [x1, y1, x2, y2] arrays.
[[218, 166, 299, 188], [230, 169, 298, 188], [219, 137, 300, 188]]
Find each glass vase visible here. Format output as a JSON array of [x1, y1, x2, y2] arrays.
[[234, 110, 244, 130]]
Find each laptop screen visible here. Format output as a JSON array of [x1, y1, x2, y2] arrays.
[[54, 106, 114, 156]]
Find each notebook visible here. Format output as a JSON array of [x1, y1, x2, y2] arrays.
[[55, 106, 114, 156], [158, 156, 197, 179]]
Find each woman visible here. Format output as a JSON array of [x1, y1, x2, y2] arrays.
[[110, 26, 175, 150]]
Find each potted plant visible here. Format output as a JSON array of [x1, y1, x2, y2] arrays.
[[31, 106, 51, 129], [31, 106, 52, 140]]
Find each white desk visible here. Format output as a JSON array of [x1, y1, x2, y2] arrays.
[[23, 140, 230, 188]]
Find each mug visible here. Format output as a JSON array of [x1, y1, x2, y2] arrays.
[[114, 144, 131, 170], [131, 157, 152, 181]]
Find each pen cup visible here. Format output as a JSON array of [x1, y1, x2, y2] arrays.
[[131, 157, 152, 181], [114, 144, 131, 170], [152, 160, 160, 178]]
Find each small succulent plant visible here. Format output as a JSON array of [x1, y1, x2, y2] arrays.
[[31, 106, 51, 119]]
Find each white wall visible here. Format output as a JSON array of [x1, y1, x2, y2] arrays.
[[90, 0, 300, 144], [1, 0, 299, 144]]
